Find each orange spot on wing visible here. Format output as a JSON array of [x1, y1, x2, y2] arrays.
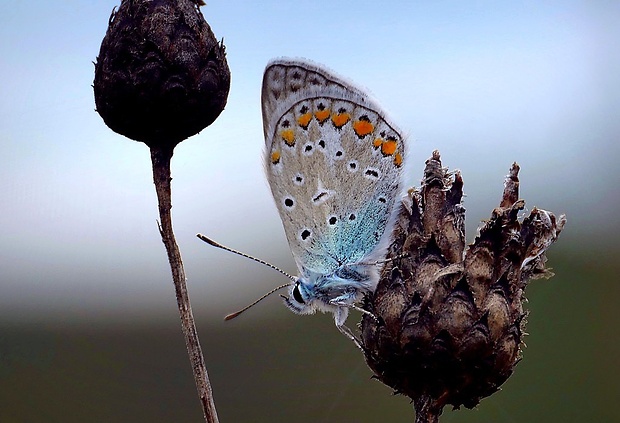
[[297, 113, 312, 128], [373, 138, 383, 148], [394, 152, 403, 167], [381, 139, 398, 156], [331, 112, 351, 128], [314, 109, 330, 123], [353, 120, 374, 137], [281, 129, 295, 146], [271, 151, 281, 164]]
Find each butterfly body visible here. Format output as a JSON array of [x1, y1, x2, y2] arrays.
[[261, 58, 406, 342]]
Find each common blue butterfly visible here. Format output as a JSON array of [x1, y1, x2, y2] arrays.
[[199, 58, 405, 346]]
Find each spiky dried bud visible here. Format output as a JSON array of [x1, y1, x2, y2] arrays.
[[94, 0, 230, 147], [361, 151, 566, 422]]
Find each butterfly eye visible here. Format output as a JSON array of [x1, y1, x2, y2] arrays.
[[292, 283, 305, 304]]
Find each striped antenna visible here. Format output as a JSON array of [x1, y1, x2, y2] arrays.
[[196, 233, 296, 320], [223, 282, 291, 320]]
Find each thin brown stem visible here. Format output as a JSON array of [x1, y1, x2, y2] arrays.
[[150, 146, 219, 423], [414, 396, 441, 423]]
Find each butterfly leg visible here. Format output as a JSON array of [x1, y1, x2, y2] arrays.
[[363, 252, 410, 265], [333, 306, 364, 349], [345, 302, 379, 323], [336, 322, 363, 350], [330, 295, 379, 323]]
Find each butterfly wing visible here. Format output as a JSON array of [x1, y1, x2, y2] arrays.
[[262, 58, 405, 279]]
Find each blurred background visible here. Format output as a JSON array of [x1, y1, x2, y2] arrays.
[[1, 1, 618, 422]]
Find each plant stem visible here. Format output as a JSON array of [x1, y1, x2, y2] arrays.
[[150, 146, 219, 423], [414, 396, 441, 423]]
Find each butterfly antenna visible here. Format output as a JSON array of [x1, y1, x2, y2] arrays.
[[223, 282, 291, 321], [196, 234, 297, 321], [197, 234, 296, 281]]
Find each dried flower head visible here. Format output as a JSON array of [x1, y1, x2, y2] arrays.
[[361, 151, 566, 422], [93, 0, 230, 147]]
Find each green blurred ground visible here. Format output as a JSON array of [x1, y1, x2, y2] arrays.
[[1, 247, 617, 423]]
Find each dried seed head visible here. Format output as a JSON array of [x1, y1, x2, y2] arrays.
[[361, 151, 566, 419], [94, 0, 230, 147]]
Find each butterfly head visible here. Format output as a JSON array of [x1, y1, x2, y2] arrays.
[[282, 269, 373, 316], [282, 279, 318, 315]]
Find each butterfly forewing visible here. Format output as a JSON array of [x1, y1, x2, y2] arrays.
[[261, 59, 405, 279]]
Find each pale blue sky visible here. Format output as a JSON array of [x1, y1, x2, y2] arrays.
[[0, 1, 618, 322]]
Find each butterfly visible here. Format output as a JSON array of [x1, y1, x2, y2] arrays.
[[199, 58, 405, 346]]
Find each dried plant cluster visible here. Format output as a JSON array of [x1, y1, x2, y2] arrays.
[[361, 151, 566, 422], [94, 0, 230, 146]]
